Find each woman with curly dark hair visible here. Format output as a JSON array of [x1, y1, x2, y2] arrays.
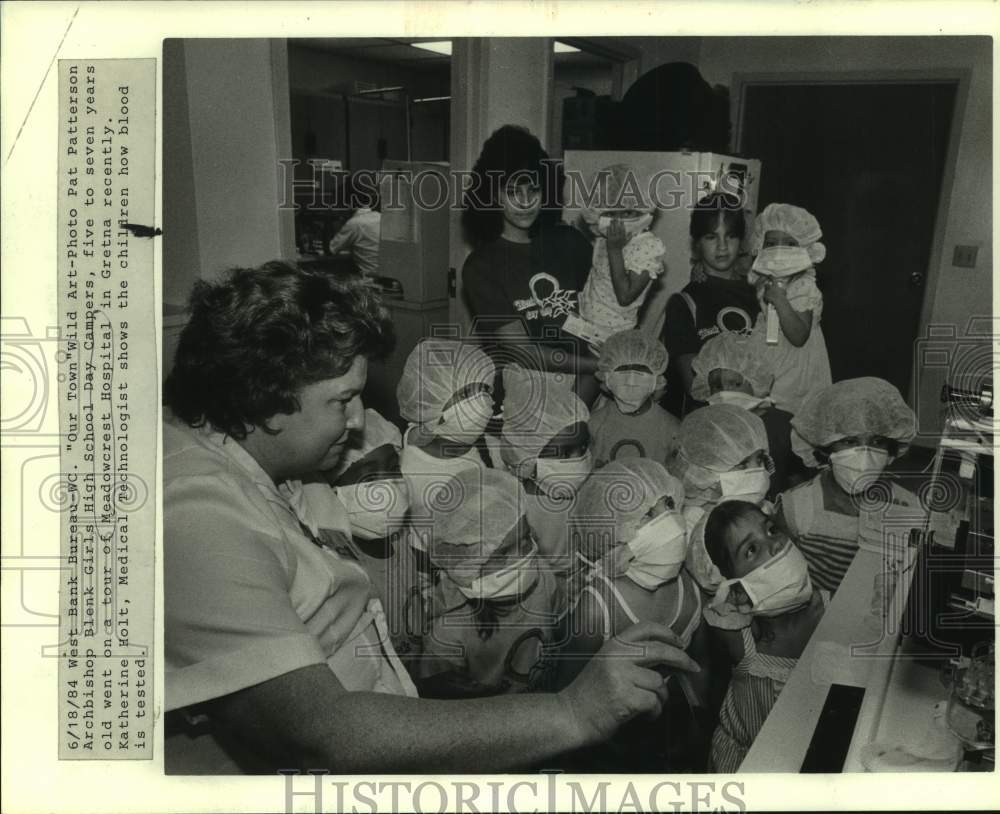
[[461, 125, 599, 405], [163, 260, 698, 775]]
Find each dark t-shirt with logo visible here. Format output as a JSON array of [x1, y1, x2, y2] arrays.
[[462, 224, 592, 346], [661, 276, 761, 416]]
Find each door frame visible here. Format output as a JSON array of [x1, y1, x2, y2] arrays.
[[732, 69, 972, 405]]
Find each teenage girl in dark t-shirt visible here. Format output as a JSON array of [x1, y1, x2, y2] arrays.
[[461, 125, 598, 406]]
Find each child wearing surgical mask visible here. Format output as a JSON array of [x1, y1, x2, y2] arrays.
[[500, 366, 593, 562], [555, 459, 708, 770], [670, 404, 775, 513], [589, 330, 680, 469], [746, 203, 832, 415], [702, 500, 827, 773], [578, 163, 666, 338], [777, 377, 917, 594], [690, 332, 803, 496], [332, 443, 426, 668], [396, 338, 495, 516], [419, 467, 565, 697]]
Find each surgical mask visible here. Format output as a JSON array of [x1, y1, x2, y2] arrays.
[[606, 370, 656, 413], [435, 391, 493, 444], [708, 391, 769, 413], [597, 213, 653, 239], [829, 446, 891, 494], [712, 542, 813, 618], [718, 466, 771, 504], [752, 245, 812, 277], [535, 450, 594, 498], [456, 541, 539, 601], [336, 479, 410, 541], [624, 511, 688, 590]]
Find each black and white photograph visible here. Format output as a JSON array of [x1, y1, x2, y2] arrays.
[[160, 33, 995, 780]]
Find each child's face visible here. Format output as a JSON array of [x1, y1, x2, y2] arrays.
[[723, 508, 790, 579], [708, 368, 754, 396], [640, 494, 677, 524], [763, 229, 799, 249], [826, 434, 895, 455], [697, 216, 742, 275], [731, 449, 770, 472], [600, 208, 642, 220], [482, 515, 536, 572]]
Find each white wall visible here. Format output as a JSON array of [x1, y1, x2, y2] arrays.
[[163, 39, 296, 308], [449, 38, 555, 332], [697, 36, 993, 439]]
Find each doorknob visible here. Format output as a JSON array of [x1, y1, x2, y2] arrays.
[[910, 271, 925, 287]]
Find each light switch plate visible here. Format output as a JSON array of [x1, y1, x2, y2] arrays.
[[953, 244, 979, 268]]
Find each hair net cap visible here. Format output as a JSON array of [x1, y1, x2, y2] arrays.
[[683, 507, 723, 593], [690, 332, 774, 402], [749, 203, 827, 265], [327, 409, 402, 479], [674, 405, 769, 489], [428, 467, 525, 566], [596, 330, 668, 380], [397, 339, 495, 427], [580, 163, 654, 224], [500, 366, 590, 471], [791, 377, 917, 467], [572, 459, 684, 558]]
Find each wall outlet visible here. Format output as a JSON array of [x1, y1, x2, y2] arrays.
[[953, 244, 979, 268]]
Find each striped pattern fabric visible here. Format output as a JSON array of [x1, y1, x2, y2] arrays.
[[779, 476, 860, 595], [709, 627, 796, 773]]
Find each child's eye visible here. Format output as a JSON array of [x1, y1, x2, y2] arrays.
[[745, 544, 757, 559], [766, 524, 777, 536]]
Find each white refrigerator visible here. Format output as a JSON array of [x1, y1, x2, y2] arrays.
[[561, 150, 762, 337]]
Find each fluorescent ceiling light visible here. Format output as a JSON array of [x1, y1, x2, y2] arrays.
[[412, 40, 581, 56], [411, 41, 452, 56]]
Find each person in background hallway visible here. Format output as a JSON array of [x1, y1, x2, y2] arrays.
[[329, 173, 382, 277]]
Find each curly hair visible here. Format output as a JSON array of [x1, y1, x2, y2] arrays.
[[164, 261, 394, 439], [461, 124, 564, 246]]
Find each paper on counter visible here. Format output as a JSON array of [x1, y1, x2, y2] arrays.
[[810, 640, 873, 687]]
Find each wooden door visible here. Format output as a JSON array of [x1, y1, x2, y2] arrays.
[[739, 81, 957, 394]]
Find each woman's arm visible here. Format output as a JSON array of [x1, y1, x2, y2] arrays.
[[206, 621, 698, 773]]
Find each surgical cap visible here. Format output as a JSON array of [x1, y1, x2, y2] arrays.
[[673, 405, 769, 490], [690, 332, 774, 402], [791, 377, 916, 467], [397, 339, 495, 427], [328, 408, 402, 479], [571, 459, 683, 558], [749, 203, 827, 264], [596, 330, 668, 381], [683, 509, 723, 593], [428, 467, 526, 566], [500, 366, 590, 472], [580, 163, 654, 224]]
